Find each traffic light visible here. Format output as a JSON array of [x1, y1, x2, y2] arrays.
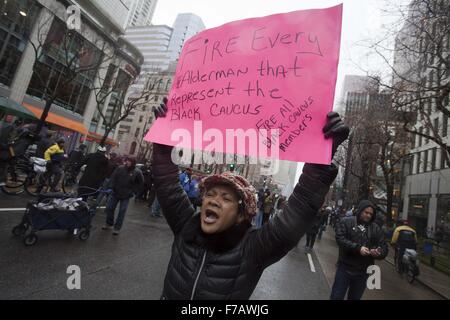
[[229, 164, 235, 171]]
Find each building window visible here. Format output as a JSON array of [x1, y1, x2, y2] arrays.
[[0, 0, 39, 86], [129, 141, 137, 155], [441, 148, 448, 169], [436, 195, 450, 242], [443, 115, 448, 137], [432, 148, 437, 171], [423, 150, 428, 172], [434, 118, 439, 138], [408, 196, 429, 237], [102, 69, 132, 127], [418, 127, 423, 147], [135, 127, 140, 138], [26, 18, 103, 115], [416, 152, 421, 174], [139, 115, 144, 123]]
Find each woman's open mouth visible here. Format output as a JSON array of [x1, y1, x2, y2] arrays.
[[203, 209, 219, 224]]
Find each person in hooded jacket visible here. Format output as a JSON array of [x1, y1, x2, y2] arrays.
[[330, 200, 388, 300], [102, 157, 144, 235], [151, 98, 350, 300]]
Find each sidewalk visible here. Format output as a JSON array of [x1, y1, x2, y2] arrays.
[[384, 245, 450, 299], [313, 226, 447, 300]]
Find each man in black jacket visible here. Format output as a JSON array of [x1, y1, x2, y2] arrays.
[[151, 98, 349, 300], [102, 157, 144, 235], [77, 146, 109, 200], [330, 200, 388, 300]]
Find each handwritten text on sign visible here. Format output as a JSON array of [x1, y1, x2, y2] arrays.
[[145, 5, 342, 164]]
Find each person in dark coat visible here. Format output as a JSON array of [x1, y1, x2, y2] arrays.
[[66, 144, 87, 183], [106, 152, 121, 179], [317, 207, 330, 240], [35, 132, 53, 159], [151, 99, 349, 300], [102, 157, 144, 235], [77, 146, 109, 200], [330, 200, 389, 300], [0, 119, 14, 186], [305, 214, 322, 252], [91, 152, 122, 210], [138, 162, 153, 201]]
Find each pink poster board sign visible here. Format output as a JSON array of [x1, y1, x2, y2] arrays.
[[145, 5, 343, 164]]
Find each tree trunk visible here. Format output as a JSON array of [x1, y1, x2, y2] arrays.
[[385, 182, 394, 223], [35, 98, 54, 135], [101, 128, 112, 146]]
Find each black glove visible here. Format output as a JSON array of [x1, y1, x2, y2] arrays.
[[151, 97, 173, 159], [153, 97, 168, 119], [322, 112, 349, 158]]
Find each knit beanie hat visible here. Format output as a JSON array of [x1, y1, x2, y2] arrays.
[[199, 172, 257, 220]]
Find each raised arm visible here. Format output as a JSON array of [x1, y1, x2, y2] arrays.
[[151, 98, 195, 234], [245, 112, 349, 268]]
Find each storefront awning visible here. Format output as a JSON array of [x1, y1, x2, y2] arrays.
[[23, 103, 88, 135], [86, 131, 118, 146], [0, 97, 38, 120]]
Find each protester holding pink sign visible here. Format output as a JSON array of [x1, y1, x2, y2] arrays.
[[152, 99, 348, 299], [147, 5, 349, 300]]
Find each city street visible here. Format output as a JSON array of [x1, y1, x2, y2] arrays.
[[0, 193, 443, 300]]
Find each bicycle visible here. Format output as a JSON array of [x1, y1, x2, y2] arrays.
[[394, 247, 420, 283], [24, 160, 76, 196], [61, 162, 84, 190], [1, 155, 32, 195]]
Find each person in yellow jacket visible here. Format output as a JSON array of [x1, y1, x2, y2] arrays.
[[391, 220, 417, 272], [37, 138, 66, 193]]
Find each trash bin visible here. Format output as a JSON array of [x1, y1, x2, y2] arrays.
[[423, 242, 433, 255]]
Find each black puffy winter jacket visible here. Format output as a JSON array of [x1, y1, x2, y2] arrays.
[[152, 146, 338, 300], [335, 200, 388, 272]]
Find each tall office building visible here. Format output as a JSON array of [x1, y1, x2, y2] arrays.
[[168, 13, 206, 62], [120, 14, 205, 156], [126, 0, 158, 27], [83, 0, 133, 30], [125, 24, 173, 91]]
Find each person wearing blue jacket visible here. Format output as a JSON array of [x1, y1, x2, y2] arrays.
[[187, 174, 200, 211]]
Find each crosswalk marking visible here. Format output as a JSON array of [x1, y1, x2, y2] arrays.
[[307, 253, 316, 273]]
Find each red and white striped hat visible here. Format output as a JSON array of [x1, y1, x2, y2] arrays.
[[199, 172, 258, 220]]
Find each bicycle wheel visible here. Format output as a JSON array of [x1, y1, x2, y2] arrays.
[[406, 265, 416, 283], [394, 256, 401, 273], [62, 172, 77, 194], [1, 166, 27, 195], [25, 173, 49, 196]]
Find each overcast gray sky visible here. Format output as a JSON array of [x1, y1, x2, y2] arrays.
[[152, 0, 400, 107]]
